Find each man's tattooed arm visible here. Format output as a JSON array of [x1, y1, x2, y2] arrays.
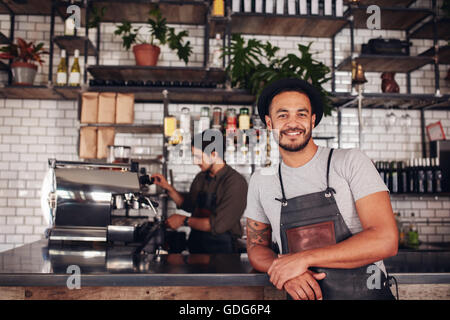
[[246, 218, 277, 272], [246, 218, 271, 248]]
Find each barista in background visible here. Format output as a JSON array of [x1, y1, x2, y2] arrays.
[[152, 130, 248, 254]]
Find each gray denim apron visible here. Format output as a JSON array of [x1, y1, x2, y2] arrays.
[[276, 149, 395, 300]]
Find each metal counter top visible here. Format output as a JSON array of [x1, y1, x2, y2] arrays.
[[0, 240, 449, 286]]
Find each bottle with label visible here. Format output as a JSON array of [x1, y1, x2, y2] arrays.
[[425, 158, 434, 193], [408, 158, 415, 193], [384, 161, 390, 188], [417, 158, 425, 193], [399, 161, 407, 194], [433, 157, 443, 193], [390, 161, 398, 193], [394, 212, 405, 247], [212, 0, 225, 16], [164, 115, 177, 137], [68, 49, 81, 86], [407, 212, 419, 248], [198, 107, 211, 133], [56, 49, 68, 86], [211, 33, 223, 68]]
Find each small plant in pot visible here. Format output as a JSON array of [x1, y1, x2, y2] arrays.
[[0, 38, 48, 85], [114, 6, 192, 66]]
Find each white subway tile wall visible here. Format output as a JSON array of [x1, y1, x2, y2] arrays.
[[1, 3, 450, 251]]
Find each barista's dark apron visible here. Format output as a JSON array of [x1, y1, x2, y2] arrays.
[[187, 174, 235, 254], [276, 149, 396, 300]]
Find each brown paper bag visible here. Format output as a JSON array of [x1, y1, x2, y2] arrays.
[[98, 92, 116, 123], [79, 127, 97, 159], [80, 92, 99, 124], [97, 127, 115, 159], [115, 93, 135, 124]]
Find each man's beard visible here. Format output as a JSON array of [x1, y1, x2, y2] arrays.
[[277, 128, 312, 152]]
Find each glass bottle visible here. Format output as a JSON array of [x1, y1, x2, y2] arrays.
[[180, 107, 191, 135], [212, 107, 222, 130], [407, 212, 419, 248], [56, 49, 68, 86], [211, 33, 223, 68], [68, 49, 81, 86], [198, 106, 211, 133]]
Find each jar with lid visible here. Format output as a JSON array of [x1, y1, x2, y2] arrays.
[[164, 115, 177, 137], [180, 107, 191, 135], [212, 107, 222, 130], [198, 106, 211, 133], [238, 107, 250, 130], [226, 108, 237, 133]]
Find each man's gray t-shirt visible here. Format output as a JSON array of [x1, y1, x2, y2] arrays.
[[244, 146, 389, 273]]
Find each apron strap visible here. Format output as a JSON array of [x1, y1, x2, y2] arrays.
[[326, 149, 336, 196], [275, 148, 337, 205], [275, 164, 288, 207]]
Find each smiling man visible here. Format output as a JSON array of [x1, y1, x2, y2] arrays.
[[244, 78, 398, 300]]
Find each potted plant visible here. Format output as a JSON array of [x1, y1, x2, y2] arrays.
[[0, 38, 48, 85], [114, 6, 192, 66], [224, 34, 333, 116]]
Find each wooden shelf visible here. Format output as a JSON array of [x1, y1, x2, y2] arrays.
[[419, 45, 450, 65], [89, 0, 207, 25], [345, 0, 416, 6], [80, 124, 163, 134], [53, 36, 97, 56], [88, 86, 255, 105], [337, 54, 433, 73], [410, 18, 450, 40], [87, 65, 227, 83], [214, 13, 348, 38], [53, 85, 82, 100], [0, 85, 81, 100], [332, 92, 450, 110], [0, 32, 10, 45], [0, 0, 53, 15], [0, 85, 64, 100], [349, 6, 432, 30]]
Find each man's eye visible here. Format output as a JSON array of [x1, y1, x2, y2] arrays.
[[278, 114, 287, 119]]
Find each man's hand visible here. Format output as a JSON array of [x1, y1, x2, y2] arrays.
[[283, 270, 326, 300], [151, 173, 172, 191], [166, 214, 187, 230], [268, 253, 311, 290]]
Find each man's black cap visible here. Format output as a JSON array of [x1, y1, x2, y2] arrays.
[[257, 78, 324, 127]]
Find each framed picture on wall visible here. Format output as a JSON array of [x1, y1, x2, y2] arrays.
[[426, 121, 446, 141]]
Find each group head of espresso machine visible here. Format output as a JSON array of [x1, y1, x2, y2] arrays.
[[41, 159, 165, 253]]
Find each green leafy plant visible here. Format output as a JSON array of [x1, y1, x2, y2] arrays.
[[114, 6, 192, 64], [224, 34, 333, 116], [87, 6, 107, 29], [0, 37, 48, 66]]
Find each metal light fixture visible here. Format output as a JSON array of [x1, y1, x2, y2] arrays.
[[352, 61, 367, 86]]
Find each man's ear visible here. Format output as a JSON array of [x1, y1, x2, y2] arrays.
[[265, 115, 272, 130], [312, 113, 316, 128]]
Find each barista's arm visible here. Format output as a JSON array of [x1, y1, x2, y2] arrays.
[[151, 173, 184, 207], [268, 191, 399, 290]]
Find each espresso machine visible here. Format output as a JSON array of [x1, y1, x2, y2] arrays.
[[41, 159, 164, 252]]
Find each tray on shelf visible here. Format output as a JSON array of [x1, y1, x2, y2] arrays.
[[337, 54, 433, 73], [53, 36, 97, 56]]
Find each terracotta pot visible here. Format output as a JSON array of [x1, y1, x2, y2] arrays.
[[11, 61, 38, 85], [132, 44, 160, 66], [381, 72, 399, 93]]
